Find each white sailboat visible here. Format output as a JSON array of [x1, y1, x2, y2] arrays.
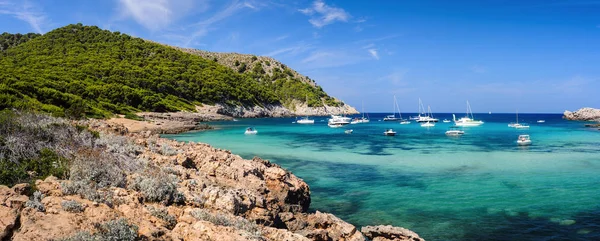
[[453, 101, 484, 126], [351, 101, 369, 124], [508, 110, 529, 129], [416, 98, 439, 122], [383, 96, 401, 121], [297, 95, 315, 124], [420, 106, 436, 127]]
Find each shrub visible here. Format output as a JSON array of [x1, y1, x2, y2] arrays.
[[26, 191, 45, 212], [69, 150, 127, 189], [61, 200, 84, 213], [60, 218, 139, 241], [61, 181, 114, 205], [147, 205, 176, 229], [129, 169, 185, 205], [191, 209, 261, 239]]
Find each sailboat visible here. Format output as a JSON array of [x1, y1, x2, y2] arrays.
[[508, 110, 529, 129], [420, 106, 436, 127], [453, 101, 484, 126], [383, 95, 400, 121], [415, 98, 439, 122], [296, 95, 314, 124], [351, 101, 370, 124]]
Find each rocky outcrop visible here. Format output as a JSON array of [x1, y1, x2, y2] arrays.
[[361, 225, 425, 241], [0, 120, 421, 241], [563, 108, 600, 121], [214, 103, 358, 118]]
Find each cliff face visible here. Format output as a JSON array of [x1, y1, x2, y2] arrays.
[[215, 103, 359, 118], [563, 108, 600, 121], [0, 118, 421, 241]]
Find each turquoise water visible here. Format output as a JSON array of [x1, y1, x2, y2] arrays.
[[164, 113, 600, 240]]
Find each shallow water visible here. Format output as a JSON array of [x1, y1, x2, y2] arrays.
[[164, 113, 600, 240]]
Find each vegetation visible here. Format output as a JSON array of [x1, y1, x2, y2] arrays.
[[191, 209, 262, 239], [0, 24, 340, 118], [26, 191, 46, 212], [60, 218, 139, 241], [61, 200, 84, 213], [0, 32, 41, 52]]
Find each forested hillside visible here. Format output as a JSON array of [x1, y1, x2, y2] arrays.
[[0, 32, 41, 52], [0, 24, 341, 118]]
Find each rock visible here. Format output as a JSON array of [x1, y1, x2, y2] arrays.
[[11, 183, 31, 195], [564, 108, 600, 121], [291, 211, 365, 241], [361, 225, 425, 241], [0, 205, 19, 240], [262, 227, 311, 241]]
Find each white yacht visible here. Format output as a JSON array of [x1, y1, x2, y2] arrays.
[[296, 116, 314, 124], [244, 127, 257, 135], [415, 99, 439, 122], [351, 101, 370, 124], [453, 101, 484, 126], [509, 110, 529, 129], [421, 121, 435, 127], [517, 135, 532, 145], [383, 95, 403, 121], [445, 126, 465, 136], [328, 115, 351, 128], [384, 129, 396, 136]]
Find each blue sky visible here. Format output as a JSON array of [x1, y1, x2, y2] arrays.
[[1, 0, 599, 113]]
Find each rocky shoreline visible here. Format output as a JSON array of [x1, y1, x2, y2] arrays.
[[563, 107, 600, 122], [0, 118, 423, 241]]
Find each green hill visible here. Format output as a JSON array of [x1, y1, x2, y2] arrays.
[[0, 24, 341, 118]]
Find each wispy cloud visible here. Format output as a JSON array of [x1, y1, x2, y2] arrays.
[[117, 0, 200, 31], [368, 49, 379, 60], [0, 0, 48, 33], [354, 34, 400, 44], [264, 43, 313, 57], [299, 0, 350, 28]]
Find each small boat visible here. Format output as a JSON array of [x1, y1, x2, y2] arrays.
[[537, 120, 545, 123], [517, 135, 532, 145], [383, 95, 404, 121], [244, 127, 257, 135], [345, 129, 353, 134], [296, 116, 314, 124], [328, 123, 345, 128], [415, 99, 439, 122], [233, 118, 239, 122], [443, 119, 451, 123], [445, 126, 464, 136], [421, 121, 435, 127], [400, 120, 411, 124], [384, 129, 396, 136], [351, 101, 370, 124], [509, 110, 529, 129]]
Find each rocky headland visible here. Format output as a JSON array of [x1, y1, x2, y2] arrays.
[[563, 107, 600, 122], [0, 116, 423, 241]]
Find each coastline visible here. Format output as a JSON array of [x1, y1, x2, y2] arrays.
[[0, 116, 423, 241]]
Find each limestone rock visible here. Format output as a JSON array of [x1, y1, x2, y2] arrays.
[[289, 211, 365, 241], [564, 108, 600, 121], [0, 205, 19, 240], [361, 225, 425, 241]]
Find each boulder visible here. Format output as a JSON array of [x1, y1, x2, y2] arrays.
[[361, 225, 425, 241], [563, 108, 600, 121]]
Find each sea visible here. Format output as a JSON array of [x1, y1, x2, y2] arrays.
[[163, 113, 600, 241]]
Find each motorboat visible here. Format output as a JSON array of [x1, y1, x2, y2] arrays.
[[384, 129, 396, 136], [445, 126, 465, 136], [421, 121, 435, 127], [453, 101, 484, 126], [345, 129, 353, 134], [400, 120, 411, 124], [296, 116, 314, 124], [443, 119, 451, 123], [328, 115, 351, 127], [415, 99, 439, 122], [383, 115, 399, 121], [409, 116, 419, 120], [244, 127, 257, 135], [517, 135, 532, 145], [537, 120, 545, 123]]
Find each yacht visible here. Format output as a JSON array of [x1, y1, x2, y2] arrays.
[[508, 110, 529, 129], [244, 127, 257, 135], [517, 135, 532, 145], [383, 95, 403, 121], [400, 120, 411, 124], [415, 99, 439, 122], [445, 126, 465, 136], [537, 120, 545, 123], [421, 121, 435, 127], [443, 119, 451, 123], [384, 129, 397, 136], [328, 115, 351, 128], [453, 101, 484, 126], [296, 116, 314, 124]]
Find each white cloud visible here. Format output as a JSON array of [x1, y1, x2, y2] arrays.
[[0, 0, 47, 33], [264, 43, 313, 57], [368, 48, 379, 60], [299, 0, 350, 28], [117, 0, 199, 31]]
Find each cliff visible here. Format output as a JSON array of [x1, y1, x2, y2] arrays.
[[0, 112, 422, 241], [563, 108, 600, 121]]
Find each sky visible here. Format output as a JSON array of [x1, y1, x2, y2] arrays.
[[1, 0, 600, 113]]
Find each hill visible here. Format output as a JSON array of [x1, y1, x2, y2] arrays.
[[0, 24, 355, 118]]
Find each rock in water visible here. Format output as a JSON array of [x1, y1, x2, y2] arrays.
[[361, 225, 425, 241], [563, 108, 600, 121]]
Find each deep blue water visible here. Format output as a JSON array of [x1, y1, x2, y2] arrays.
[[164, 113, 600, 241]]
